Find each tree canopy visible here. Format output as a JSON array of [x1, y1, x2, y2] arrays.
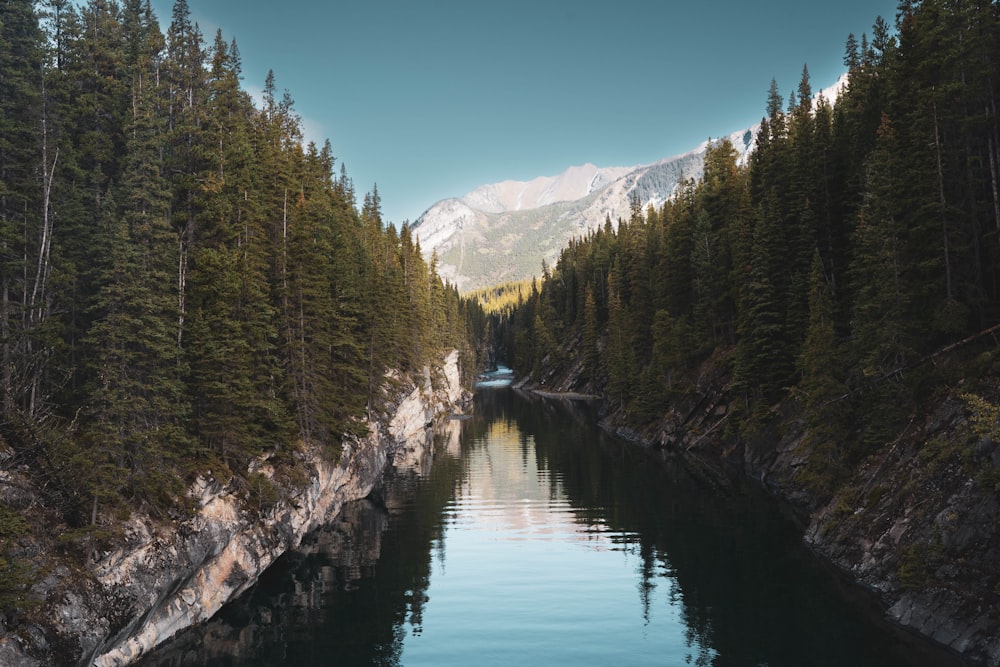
[[500, 0, 1000, 452], [0, 0, 483, 528]]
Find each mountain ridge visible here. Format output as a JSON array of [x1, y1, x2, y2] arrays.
[[412, 126, 754, 290], [412, 74, 848, 291]]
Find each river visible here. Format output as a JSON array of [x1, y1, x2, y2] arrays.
[[141, 378, 965, 666]]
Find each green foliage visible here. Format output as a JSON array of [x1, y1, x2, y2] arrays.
[[793, 252, 852, 496], [735, 199, 794, 403], [0, 0, 479, 532], [497, 1, 1000, 459], [0, 503, 31, 608], [962, 393, 1000, 443], [897, 543, 932, 589], [605, 266, 636, 409], [897, 534, 944, 591], [244, 472, 280, 515], [960, 392, 1000, 492], [468, 280, 532, 315], [1, 0, 44, 420], [581, 286, 600, 385]]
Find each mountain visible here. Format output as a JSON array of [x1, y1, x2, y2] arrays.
[[413, 128, 755, 291], [412, 75, 847, 292]]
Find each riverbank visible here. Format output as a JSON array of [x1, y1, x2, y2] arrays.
[[511, 377, 599, 402], [139, 387, 966, 666], [0, 351, 470, 667], [516, 351, 1000, 667]]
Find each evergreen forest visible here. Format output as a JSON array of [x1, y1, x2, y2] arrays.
[[499, 1, 1000, 493], [0, 0, 482, 538], [4, 0, 1000, 660]]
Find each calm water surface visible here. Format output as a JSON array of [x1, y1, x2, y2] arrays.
[[144, 382, 965, 666]]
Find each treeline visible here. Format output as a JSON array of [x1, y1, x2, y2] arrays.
[[467, 280, 534, 315], [0, 0, 481, 524], [500, 1, 1000, 485]]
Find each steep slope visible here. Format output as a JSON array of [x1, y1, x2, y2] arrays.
[[0, 353, 470, 667], [518, 345, 1000, 666]]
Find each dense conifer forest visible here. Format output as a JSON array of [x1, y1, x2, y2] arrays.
[[5, 0, 1000, 659], [0, 0, 483, 582], [500, 1, 1000, 493]]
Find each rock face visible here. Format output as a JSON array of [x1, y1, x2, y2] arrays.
[[802, 394, 1000, 665], [0, 351, 469, 667], [133, 413, 464, 665]]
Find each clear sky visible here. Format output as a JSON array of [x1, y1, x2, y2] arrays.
[[148, 0, 900, 225]]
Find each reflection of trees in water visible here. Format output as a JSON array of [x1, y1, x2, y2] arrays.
[[469, 388, 717, 661], [143, 389, 961, 667], [501, 389, 962, 667], [139, 427, 467, 667]]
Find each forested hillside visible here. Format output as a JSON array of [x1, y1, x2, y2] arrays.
[[497, 4, 1000, 658], [504, 0, 1000, 464], [0, 0, 481, 588]]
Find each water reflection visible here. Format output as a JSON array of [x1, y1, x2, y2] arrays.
[[142, 388, 965, 667]]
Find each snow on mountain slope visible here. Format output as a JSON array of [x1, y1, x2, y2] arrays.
[[412, 136, 738, 291], [462, 163, 636, 214], [413, 75, 843, 291]]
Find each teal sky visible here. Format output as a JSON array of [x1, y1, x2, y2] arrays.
[[149, 0, 899, 225]]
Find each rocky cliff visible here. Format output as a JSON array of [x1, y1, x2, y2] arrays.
[[0, 351, 469, 667], [132, 416, 465, 665], [520, 352, 1000, 666]]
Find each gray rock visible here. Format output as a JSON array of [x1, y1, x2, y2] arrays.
[[4, 351, 470, 667]]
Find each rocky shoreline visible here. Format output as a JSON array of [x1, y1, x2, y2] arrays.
[[518, 358, 1000, 667], [0, 351, 469, 667]]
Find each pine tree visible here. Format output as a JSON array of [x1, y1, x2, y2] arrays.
[[697, 138, 744, 344], [624, 202, 653, 365], [400, 222, 432, 369], [164, 0, 206, 350], [660, 181, 696, 324], [185, 31, 291, 463], [605, 262, 635, 409], [735, 195, 792, 406], [282, 142, 372, 448], [581, 285, 600, 386], [785, 65, 820, 346], [794, 250, 850, 496], [651, 308, 696, 392], [77, 9, 196, 510], [0, 0, 45, 419], [799, 252, 844, 407], [850, 115, 915, 380]]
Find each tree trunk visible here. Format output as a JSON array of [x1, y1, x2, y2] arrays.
[[989, 107, 1000, 247], [177, 237, 187, 347], [933, 99, 954, 301]]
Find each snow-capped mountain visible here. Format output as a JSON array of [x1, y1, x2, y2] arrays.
[[413, 75, 847, 291], [461, 163, 636, 214], [412, 128, 753, 291]]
